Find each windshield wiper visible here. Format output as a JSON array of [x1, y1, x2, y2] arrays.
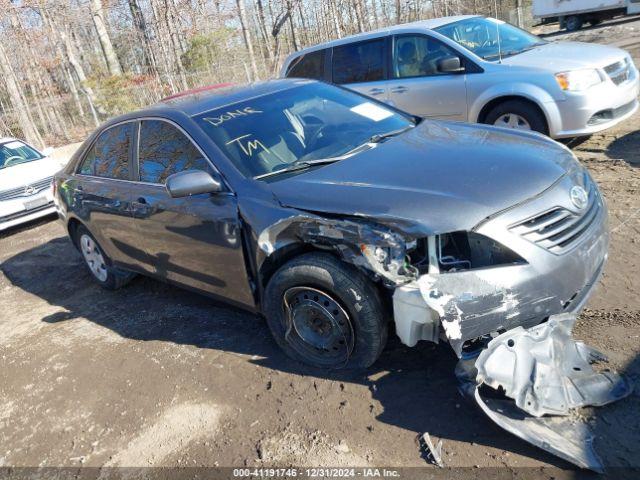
[[368, 124, 415, 144], [254, 158, 340, 180], [255, 125, 415, 180]]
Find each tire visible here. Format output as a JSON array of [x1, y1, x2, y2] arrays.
[[75, 225, 136, 290], [263, 252, 387, 370], [484, 99, 548, 135], [565, 15, 583, 31]]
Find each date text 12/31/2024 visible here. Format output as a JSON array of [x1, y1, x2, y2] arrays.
[[233, 468, 401, 478]]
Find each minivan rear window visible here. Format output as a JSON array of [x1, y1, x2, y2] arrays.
[[287, 49, 325, 80], [332, 38, 385, 84]]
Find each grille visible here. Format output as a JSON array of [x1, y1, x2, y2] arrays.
[[0, 176, 53, 201], [509, 184, 601, 254], [604, 58, 631, 86]]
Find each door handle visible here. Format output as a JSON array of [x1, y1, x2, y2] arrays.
[[368, 87, 385, 96], [390, 86, 408, 93]]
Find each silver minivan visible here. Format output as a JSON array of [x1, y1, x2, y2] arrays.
[[281, 15, 639, 139]]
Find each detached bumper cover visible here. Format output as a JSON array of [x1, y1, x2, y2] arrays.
[[459, 314, 633, 472]]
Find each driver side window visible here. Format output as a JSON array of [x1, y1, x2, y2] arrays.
[[393, 35, 461, 78], [137, 120, 211, 184]]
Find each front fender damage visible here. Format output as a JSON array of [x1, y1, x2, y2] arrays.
[[257, 213, 416, 285], [458, 313, 632, 472], [258, 214, 631, 471]]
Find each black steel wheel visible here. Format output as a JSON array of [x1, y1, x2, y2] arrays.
[[263, 253, 387, 369], [283, 286, 354, 365]]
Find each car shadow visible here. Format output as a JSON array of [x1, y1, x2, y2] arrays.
[[605, 129, 640, 166], [4, 236, 637, 471]]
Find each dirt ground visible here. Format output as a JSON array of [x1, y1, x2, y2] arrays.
[[1, 19, 639, 479]]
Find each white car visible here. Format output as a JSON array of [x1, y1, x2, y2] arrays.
[[0, 138, 61, 231]]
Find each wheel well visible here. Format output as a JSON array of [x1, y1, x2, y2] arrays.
[[258, 243, 393, 319], [478, 95, 549, 132], [67, 218, 82, 249], [259, 243, 324, 291]]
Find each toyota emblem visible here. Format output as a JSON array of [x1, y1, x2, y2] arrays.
[[570, 185, 588, 210], [24, 185, 36, 196]]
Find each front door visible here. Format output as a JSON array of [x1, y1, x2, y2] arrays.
[[129, 119, 255, 308], [385, 34, 468, 120]]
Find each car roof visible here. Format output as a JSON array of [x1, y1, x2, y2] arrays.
[[286, 15, 480, 58], [105, 78, 313, 125]]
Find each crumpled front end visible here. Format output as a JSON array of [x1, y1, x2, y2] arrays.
[[392, 170, 609, 356]]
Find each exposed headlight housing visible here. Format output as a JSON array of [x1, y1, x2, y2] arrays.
[[555, 69, 603, 92]]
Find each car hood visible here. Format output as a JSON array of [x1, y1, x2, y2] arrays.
[[0, 157, 60, 192], [501, 41, 627, 71], [268, 120, 577, 236]]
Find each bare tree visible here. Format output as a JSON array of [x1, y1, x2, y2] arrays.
[[0, 40, 43, 147], [90, 0, 123, 76]]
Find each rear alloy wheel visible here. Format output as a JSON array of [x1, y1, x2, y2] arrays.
[[75, 225, 135, 290], [263, 253, 387, 370], [80, 233, 108, 282], [485, 100, 548, 135]]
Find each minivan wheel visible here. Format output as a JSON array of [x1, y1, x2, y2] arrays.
[[263, 253, 387, 370], [75, 225, 135, 290], [485, 100, 548, 135]]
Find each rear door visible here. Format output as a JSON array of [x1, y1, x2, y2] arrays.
[[331, 37, 390, 102], [385, 34, 468, 120], [129, 118, 254, 307], [74, 121, 144, 270]]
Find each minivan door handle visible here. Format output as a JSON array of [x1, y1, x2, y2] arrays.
[[368, 87, 385, 96], [390, 86, 408, 93]]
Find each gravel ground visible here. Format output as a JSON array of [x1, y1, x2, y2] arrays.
[[1, 19, 639, 479]]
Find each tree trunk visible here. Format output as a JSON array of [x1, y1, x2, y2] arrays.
[[0, 41, 43, 148], [90, 0, 123, 76], [236, 0, 260, 80]]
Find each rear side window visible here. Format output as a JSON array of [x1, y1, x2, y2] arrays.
[[286, 50, 325, 79], [332, 38, 385, 84], [137, 120, 210, 184], [79, 123, 132, 180]]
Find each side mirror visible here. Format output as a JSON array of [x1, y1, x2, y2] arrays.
[[42, 147, 54, 157], [437, 56, 464, 73], [166, 170, 222, 198]]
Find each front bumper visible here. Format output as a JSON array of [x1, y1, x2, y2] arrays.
[[393, 173, 609, 356], [0, 188, 56, 232], [549, 68, 639, 138]]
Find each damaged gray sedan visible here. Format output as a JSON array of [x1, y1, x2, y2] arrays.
[[54, 79, 631, 470]]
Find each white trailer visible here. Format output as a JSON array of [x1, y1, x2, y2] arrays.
[[533, 0, 640, 31]]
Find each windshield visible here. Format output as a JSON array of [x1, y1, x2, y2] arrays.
[[0, 140, 43, 170], [435, 17, 545, 61], [193, 82, 415, 178]]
